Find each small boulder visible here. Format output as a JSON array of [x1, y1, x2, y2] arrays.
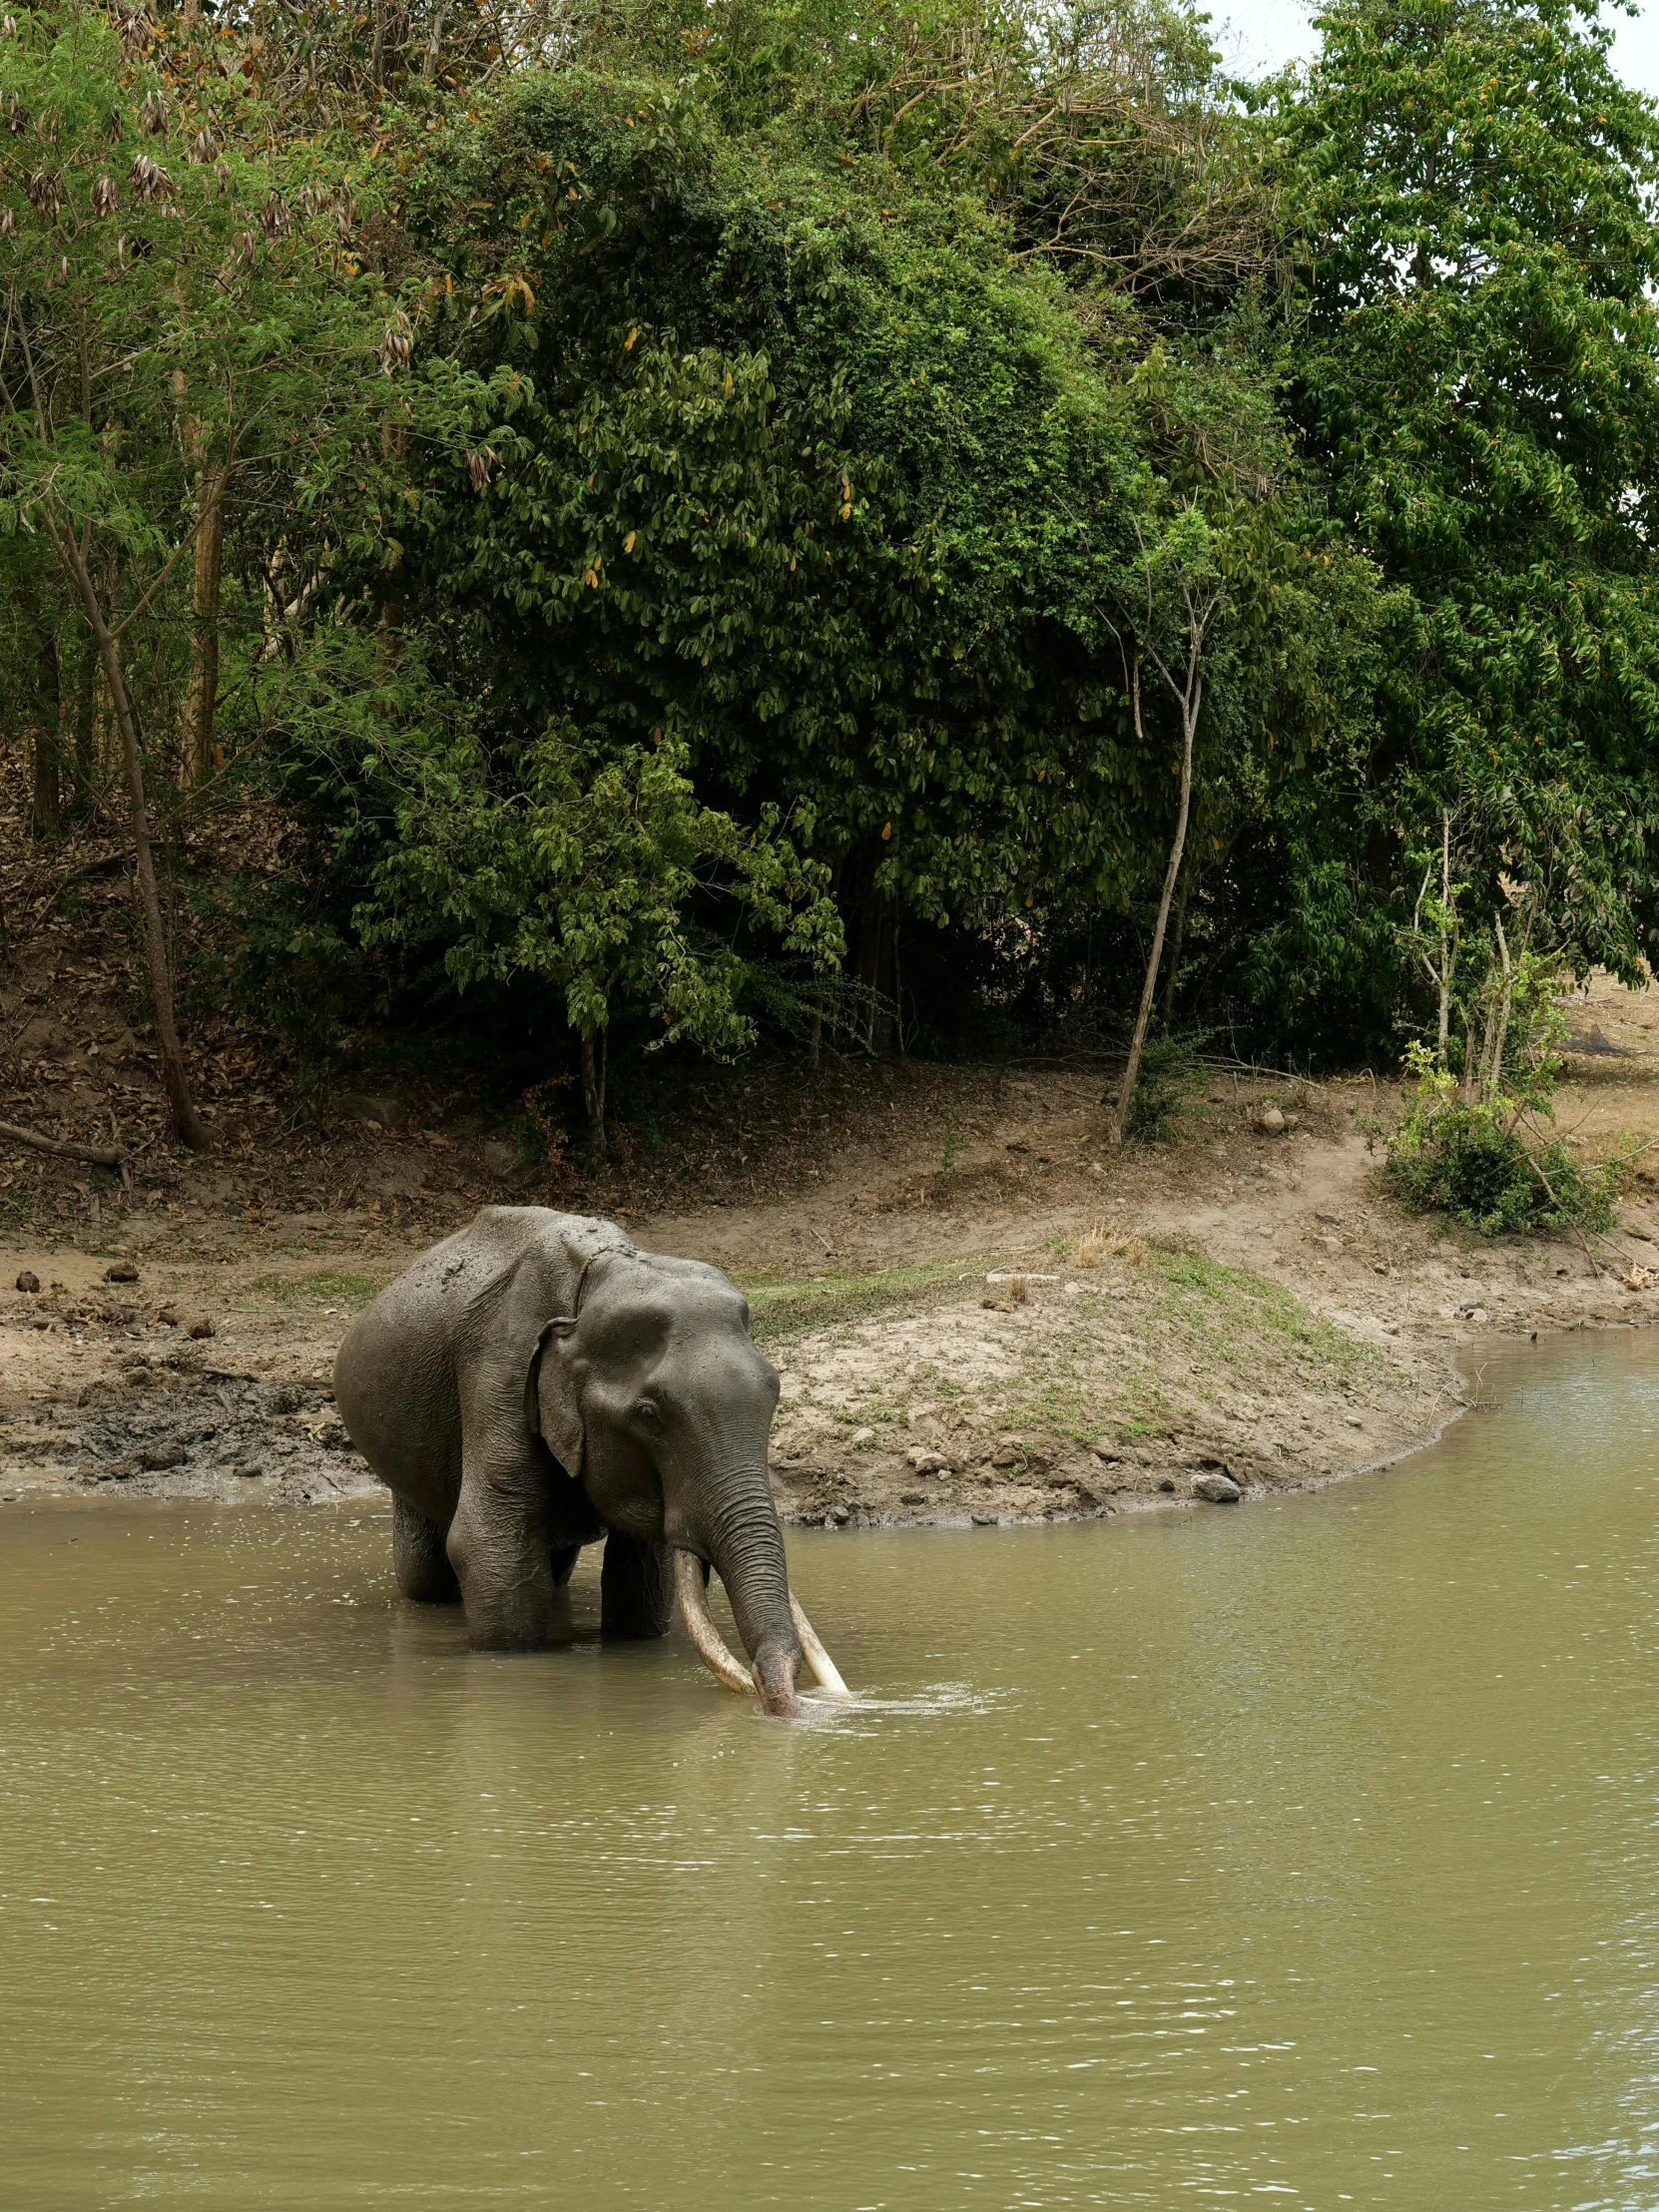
[[1257, 1104, 1286, 1137], [1156, 1475, 1177, 1494], [338, 1091, 407, 1131], [905, 1444, 949, 1474], [187, 1316, 216, 1341], [137, 1442, 188, 1472], [15, 1270, 39, 1294], [1192, 1470, 1243, 1504], [104, 1260, 139, 1284], [481, 1137, 526, 1179]]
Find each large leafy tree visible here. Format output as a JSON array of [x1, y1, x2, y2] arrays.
[[391, 55, 1307, 1044], [0, 5, 441, 1143], [1269, 0, 1659, 1041]]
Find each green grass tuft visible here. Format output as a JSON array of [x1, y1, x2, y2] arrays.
[[743, 1257, 991, 1346], [242, 1271, 386, 1310]]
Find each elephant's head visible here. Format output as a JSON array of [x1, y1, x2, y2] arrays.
[[531, 1249, 845, 1717]]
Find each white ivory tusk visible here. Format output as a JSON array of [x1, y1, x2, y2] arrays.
[[673, 1549, 756, 1697], [790, 1593, 851, 1697]]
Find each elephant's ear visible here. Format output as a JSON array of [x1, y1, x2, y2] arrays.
[[526, 1314, 584, 1480]]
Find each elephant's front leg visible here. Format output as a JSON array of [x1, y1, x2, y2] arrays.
[[445, 1461, 557, 1650], [601, 1532, 675, 1640]]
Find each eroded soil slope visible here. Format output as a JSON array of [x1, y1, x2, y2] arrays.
[[6, 967, 1659, 1525]]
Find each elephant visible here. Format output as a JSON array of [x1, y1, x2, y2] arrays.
[[331, 1206, 846, 1717]]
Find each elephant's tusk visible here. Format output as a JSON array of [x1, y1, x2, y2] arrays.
[[673, 1549, 756, 1697], [790, 1594, 851, 1697]]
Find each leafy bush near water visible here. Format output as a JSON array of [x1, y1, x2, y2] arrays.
[[1383, 1056, 1630, 1237]]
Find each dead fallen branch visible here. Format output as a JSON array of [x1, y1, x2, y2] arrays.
[[0, 1118, 125, 1169]]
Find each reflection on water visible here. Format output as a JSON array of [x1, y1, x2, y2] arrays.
[[6, 1328, 1659, 2208]]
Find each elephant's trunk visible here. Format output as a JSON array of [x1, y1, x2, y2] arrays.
[[673, 1490, 848, 1715]]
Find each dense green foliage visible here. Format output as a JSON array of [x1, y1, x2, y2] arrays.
[[5, 0, 1658, 1149], [1384, 1052, 1627, 1233]]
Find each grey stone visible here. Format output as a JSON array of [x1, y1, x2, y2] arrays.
[[15, 1271, 39, 1294], [1192, 1470, 1243, 1504], [338, 1092, 408, 1130]]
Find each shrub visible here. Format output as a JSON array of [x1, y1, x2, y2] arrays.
[[1125, 1031, 1206, 1143], [1384, 1052, 1628, 1236]]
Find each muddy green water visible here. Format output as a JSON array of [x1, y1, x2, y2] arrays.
[[6, 1332, 1659, 2209]]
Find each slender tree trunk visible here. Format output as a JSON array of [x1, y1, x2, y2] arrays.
[[422, 0, 449, 77], [1436, 808, 1453, 1062], [1482, 914, 1514, 1107], [28, 622, 61, 840], [1113, 649, 1199, 1147], [1160, 856, 1191, 1026], [71, 627, 99, 809], [185, 461, 226, 785], [58, 538, 211, 1151], [580, 1026, 607, 1163]]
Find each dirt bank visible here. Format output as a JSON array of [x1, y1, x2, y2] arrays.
[[6, 969, 1659, 1526]]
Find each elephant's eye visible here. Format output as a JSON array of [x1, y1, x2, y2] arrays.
[[635, 1397, 661, 1422]]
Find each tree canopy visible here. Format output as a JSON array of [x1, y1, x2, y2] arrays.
[[3, 0, 1655, 1145]]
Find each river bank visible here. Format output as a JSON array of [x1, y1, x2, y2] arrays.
[[6, 971, 1659, 1520]]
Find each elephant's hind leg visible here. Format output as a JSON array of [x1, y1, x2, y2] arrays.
[[601, 1533, 675, 1640], [392, 1494, 461, 1603]]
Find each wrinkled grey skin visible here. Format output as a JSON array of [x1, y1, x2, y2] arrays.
[[332, 1208, 803, 1714]]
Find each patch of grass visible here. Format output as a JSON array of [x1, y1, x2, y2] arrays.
[[243, 1271, 385, 1310], [1148, 1248, 1381, 1386], [744, 1256, 993, 1346]]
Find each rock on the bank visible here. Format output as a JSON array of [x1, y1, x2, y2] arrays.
[[1192, 1470, 1243, 1504]]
